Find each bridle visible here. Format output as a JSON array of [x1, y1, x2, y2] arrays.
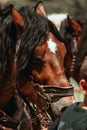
[[19, 81, 52, 129], [26, 72, 74, 102], [70, 36, 78, 76], [41, 85, 74, 102], [19, 77, 74, 129]]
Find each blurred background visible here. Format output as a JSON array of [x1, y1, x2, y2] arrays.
[[0, 0, 87, 18]]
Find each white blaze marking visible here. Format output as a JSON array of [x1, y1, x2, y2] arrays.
[[47, 39, 57, 53]]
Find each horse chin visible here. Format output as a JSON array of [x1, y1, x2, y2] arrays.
[[51, 96, 76, 118]]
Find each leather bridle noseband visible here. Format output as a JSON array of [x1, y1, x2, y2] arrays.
[[40, 85, 74, 102]]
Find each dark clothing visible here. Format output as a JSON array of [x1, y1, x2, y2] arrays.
[[48, 102, 87, 130], [48, 115, 62, 130]]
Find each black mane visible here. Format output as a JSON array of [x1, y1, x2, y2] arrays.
[[0, 5, 18, 86], [0, 4, 63, 85], [74, 24, 87, 81], [17, 5, 63, 77], [77, 24, 87, 66], [59, 17, 86, 52]]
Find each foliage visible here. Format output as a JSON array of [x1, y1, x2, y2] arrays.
[[69, 77, 83, 101], [14, 0, 87, 18], [0, 0, 87, 18]]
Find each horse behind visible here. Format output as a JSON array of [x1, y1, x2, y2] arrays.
[[45, 5, 86, 83], [59, 15, 87, 82], [0, 2, 75, 130]]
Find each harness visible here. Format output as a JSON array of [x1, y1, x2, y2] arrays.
[[19, 80, 74, 129]]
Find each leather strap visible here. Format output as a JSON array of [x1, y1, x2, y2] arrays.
[[40, 85, 74, 102]]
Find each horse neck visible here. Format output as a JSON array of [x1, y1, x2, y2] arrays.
[[0, 79, 15, 109]]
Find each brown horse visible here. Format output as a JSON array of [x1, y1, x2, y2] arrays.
[[59, 15, 87, 82], [19, 0, 76, 121], [0, 4, 32, 130], [0, 3, 75, 130], [14, 2, 76, 129]]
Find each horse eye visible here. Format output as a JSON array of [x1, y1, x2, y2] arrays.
[[78, 31, 81, 35], [32, 56, 44, 64]]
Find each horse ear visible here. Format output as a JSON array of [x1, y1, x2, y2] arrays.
[[34, 1, 47, 17], [67, 15, 73, 24], [10, 4, 25, 32], [67, 15, 82, 31]]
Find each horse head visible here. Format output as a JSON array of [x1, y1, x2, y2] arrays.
[[59, 15, 84, 79], [17, 1, 76, 112]]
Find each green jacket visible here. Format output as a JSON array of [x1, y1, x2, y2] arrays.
[[49, 102, 87, 130]]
